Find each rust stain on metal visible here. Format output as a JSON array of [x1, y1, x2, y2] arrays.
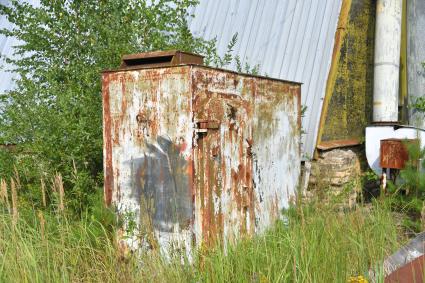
[[102, 73, 113, 206], [380, 138, 417, 169], [102, 52, 301, 255]]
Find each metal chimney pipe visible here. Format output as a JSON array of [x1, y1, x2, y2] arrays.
[[373, 0, 402, 123]]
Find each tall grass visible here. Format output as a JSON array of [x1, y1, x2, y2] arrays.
[[0, 176, 402, 282], [197, 201, 401, 282]]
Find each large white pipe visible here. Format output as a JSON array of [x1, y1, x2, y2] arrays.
[[373, 0, 402, 122]]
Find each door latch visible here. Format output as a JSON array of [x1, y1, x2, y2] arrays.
[[195, 120, 220, 133]]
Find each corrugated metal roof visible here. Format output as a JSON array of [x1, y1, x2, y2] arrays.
[[188, 0, 342, 158], [0, 0, 18, 94], [407, 0, 425, 129], [0, 0, 39, 95]]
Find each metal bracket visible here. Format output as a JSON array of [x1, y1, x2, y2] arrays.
[[196, 120, 220, 130]]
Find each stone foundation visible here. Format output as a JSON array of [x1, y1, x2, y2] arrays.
[[307, 148, 362, 207]]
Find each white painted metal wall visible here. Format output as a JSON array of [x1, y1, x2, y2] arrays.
[[188, 0, 342, 158], [0, 0, 18, 94], [407, 0, 425, 129], [0, 0, 39, 95]]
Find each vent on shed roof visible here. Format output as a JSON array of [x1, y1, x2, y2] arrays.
[[120, 50, 204, 69]]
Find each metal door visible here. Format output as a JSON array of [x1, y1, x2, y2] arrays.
[[193, 93, 254, 246]]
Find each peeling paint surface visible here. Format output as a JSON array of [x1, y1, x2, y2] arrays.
[[102, 65, 301, 255]]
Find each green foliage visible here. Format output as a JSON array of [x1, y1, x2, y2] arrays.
[[0, 148, 15, 177], [202, 32, 259, 74], [300, 105, 308, 136], [0, 0, 226, 213], [410, 62, 425, 113], [386, 195, 423, 235], [0, 195, 121, 282], [301, 105, 308, 118], [204, 32, 238, 68], [363, 170, 379, 183], [399, 141, 425, 196], [412, 97, 425, 113], [232, 35, 260, 74], [235, 55, 260, 75]]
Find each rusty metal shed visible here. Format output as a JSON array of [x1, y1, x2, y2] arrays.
[[102, 51, 301, 253]]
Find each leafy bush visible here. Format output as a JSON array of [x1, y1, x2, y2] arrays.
[[410, 62, 425, 113]]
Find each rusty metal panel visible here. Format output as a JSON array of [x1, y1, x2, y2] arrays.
[[370, 231, 425, 282], [384, 254, 424, 283], [102, 61, 301, 254], [380, 138, 416, 169]]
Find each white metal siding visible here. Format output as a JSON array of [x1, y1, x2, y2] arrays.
[[407, 0, 425, 129], [188, 0, 342, 158], [0, 0, 18, 94], [0, 0, 39, 94]]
